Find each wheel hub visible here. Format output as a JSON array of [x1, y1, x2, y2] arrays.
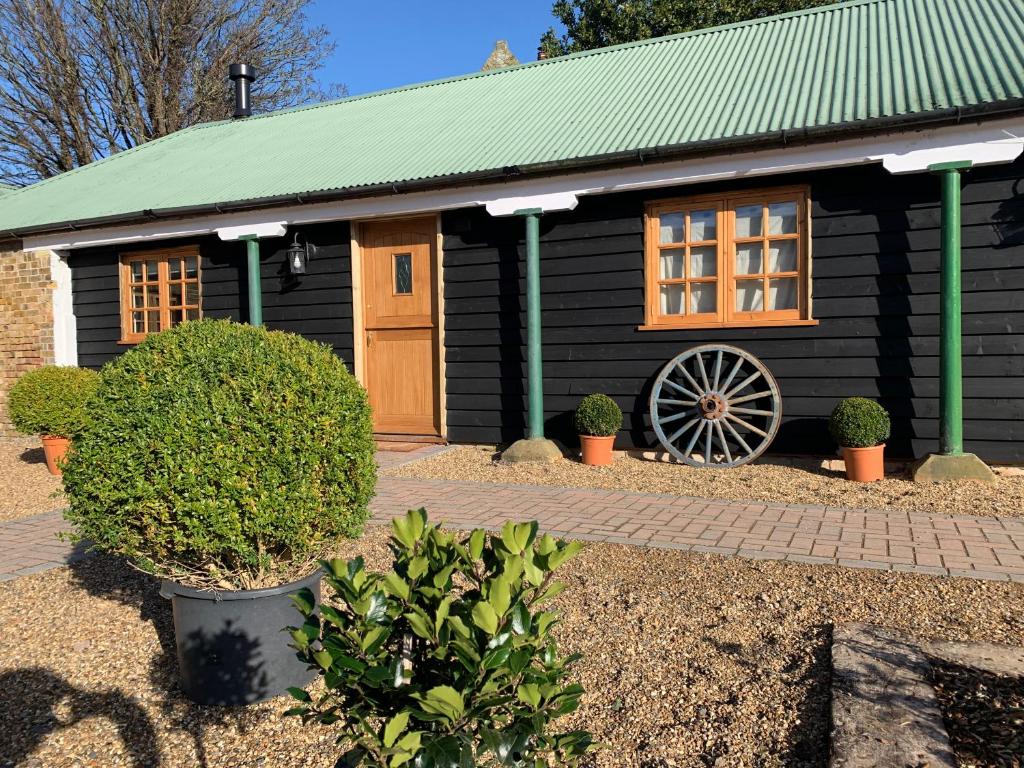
[[698, 393, 726, 420]]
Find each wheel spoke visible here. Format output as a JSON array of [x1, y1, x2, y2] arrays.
[[723, 418, 754, 457], [683, 420, 704, 457], [657, 397, 698, 407], [712, 350, 723, 390], [714, 421, 732, 464], [661, 378, 701, 401], [729, 390, 775, 406], [659, 410, 694, 426], [725, 412, 768, 438], [719, 356, 744, 394], [675, 363, 704, 396], [729, 407, 774, 417], [724, 371, 762, 400], [703, 421, 714, 464], [667, 417, 700, 444], [695, 351, 711, 392]]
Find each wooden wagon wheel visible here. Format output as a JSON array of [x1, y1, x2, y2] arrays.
[[649, 344, 781, 468]]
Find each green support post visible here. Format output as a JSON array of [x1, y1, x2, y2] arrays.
[[243, 236, 263, 327], [934, 161, 969, 456], [500, 208, 561, 463], [911, 161, 994, 482], [524, 210, 544, 439]]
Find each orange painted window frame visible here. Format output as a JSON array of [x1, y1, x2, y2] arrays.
[[641, 185, 816, 330], [118, 246, 202, 344]]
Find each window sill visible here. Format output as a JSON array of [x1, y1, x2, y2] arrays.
[[637, 319, 819, 331], [117, 338, 143, 345]]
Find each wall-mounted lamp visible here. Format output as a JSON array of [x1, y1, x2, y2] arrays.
[[286, 232, 315, 275]]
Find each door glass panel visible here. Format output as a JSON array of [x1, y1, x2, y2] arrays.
[[689, 246, 717, 277], [735, 243, 763, 275], [689, 209, 717, 242], [131, 262, 143, 282], [768, 239, 798, 273], [659, 212, 685, 244], [132, 312, 145, 333], [131, 286, 144, 308], [186, 307, 201, 320], [168, 309, 183, 327], [394, 253, 413, 294], [660, 251, 684, 279], [769, 278, 798, 310], [169, 259, 182, 280], [185, 283, 200, 305], [185, 256, 199, 278], [735, 279, 765, 312], [768, 201, 798, 234], [689, 283, 716, 314], [146, 261, 159, 281], [147, 310, 160, 332], [660, 284, 684, 315], [168, 283, 183, 306], [735, 204, 763, 238]]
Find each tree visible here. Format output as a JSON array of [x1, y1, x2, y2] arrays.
[[540, 0, 846, 57], [0, 0, 344, 185]]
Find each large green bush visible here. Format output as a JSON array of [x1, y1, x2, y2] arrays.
[[286, 508, 596, 767], [61, 320, 376, 589], [7, 365, 99, 438], [828, 397, 891, 448], [573, 393, 622, 437]]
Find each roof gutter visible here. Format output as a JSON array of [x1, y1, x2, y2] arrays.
[[7, 99, 1024, 240]]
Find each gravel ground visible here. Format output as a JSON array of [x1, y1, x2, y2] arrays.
[[2, 527, 1023, 767], [0, 438, 64, 522], [931, 660, 1024, 768], [386, 445, 1024, 518]]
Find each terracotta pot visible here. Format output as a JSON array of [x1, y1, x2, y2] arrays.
[[40, 435, 71, 476], [580, 434, 615, 466], [842, 444, 885, 482]]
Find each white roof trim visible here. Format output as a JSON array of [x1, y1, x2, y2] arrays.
[[23, 117, 1024, 252], [215, 222, 287, 240]]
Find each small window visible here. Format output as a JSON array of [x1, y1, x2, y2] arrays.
[[643, 186, 812, 329], [119, 247, 202, 343], [393, 253, 413, 294]]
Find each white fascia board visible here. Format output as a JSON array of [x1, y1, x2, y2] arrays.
[[215, 221, 288, 240], [23, 117, 1024, 252], [49, 250, 77, 366]]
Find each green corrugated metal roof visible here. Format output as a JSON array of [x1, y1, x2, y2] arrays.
[[2, 0, 1023, 235]]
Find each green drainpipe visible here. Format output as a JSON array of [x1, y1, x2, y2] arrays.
[[930, 161, 971, 456], [242, 236, 263, 327], [521, 209, 544, 439]]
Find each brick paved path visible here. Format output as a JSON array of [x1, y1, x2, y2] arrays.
[[4, 447, 1024, 583]]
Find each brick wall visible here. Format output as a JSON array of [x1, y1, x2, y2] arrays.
[[0, 242, 54, 437]]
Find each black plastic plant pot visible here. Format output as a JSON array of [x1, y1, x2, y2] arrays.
[[159, 570, 322, 706]]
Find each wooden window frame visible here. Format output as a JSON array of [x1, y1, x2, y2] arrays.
[[640, 184, 817, 330], [118, 246, 202, 344]]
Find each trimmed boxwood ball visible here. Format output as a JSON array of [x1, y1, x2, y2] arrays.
[[7, 365, 99, 438], [574, 393, 623, 437], [829, 397, 891, 449], [61, 320, 376, 590]]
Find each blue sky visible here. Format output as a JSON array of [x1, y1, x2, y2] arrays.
[[307, 0, 564, 96]]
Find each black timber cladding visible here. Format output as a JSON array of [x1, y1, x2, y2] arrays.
[[69, 221, 354, 370], [440, 159, 1024, 463]]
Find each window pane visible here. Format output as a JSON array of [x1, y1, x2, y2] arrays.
[[659, 212, 685, 244], [660, 284, 684, 315], [147, 310, 160, 332], [735, 204, 763, 238], [768, 201, 798, 235], [131, 262, 143, 282], [735, 242, 763, 275], [169, 259, 182, 280], [132, 312, 144, 333], [185, 256, 199, 278], [689, 246, 717, 278], [168, 283, 183, 306], [394, 253, 413, 294], [769, 239, 798, 273], [690, 283, 716, 314], [769, 278, 798, 310], [185, 307, 201, 320], [660, 251, 684, 279], [185, 283, 200, 305], [132, 285, 144, 308], [168, 309, 183, 327], [735, 279, 764, 312], [689, 209, 716, 242], [146, 261, 158, 281]]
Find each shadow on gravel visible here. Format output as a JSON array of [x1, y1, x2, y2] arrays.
[[17, 446, 45, 465], [67, 553, 250, 768], [0, 667, 159, 767], [781, 623, 833, 768]]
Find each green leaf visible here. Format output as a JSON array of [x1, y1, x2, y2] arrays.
[[436, 596, 452, 634], [383, 710, 411, 748], [536, 611, 559, 635], [404, 610, 434, 640], [447, 614, 471, 638], [468, 529, 485, 559], [472, 601, 499, 635], [289, 587, 316, 616], [408, 556, 428, 581], [517, 683, 542, 708], [312, 649, 333, 670], [482, 644, 511, 670], [383, 571, 411, 600], [535, 581, 566, 605], [286, 686, 311, 702], [500, 521, 519, 553], [365, 591, 388, 623], [510, 602, 532, 635], [488, 576, 511, 616], [514, 521, 538, 551]]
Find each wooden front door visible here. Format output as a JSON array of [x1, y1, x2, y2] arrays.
[[360, 218, 441, 438]]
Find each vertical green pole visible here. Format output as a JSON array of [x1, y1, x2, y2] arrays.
[[522, 209, 544, 439], [244, 236, 263, 327], [931, 161, 970, 456]]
